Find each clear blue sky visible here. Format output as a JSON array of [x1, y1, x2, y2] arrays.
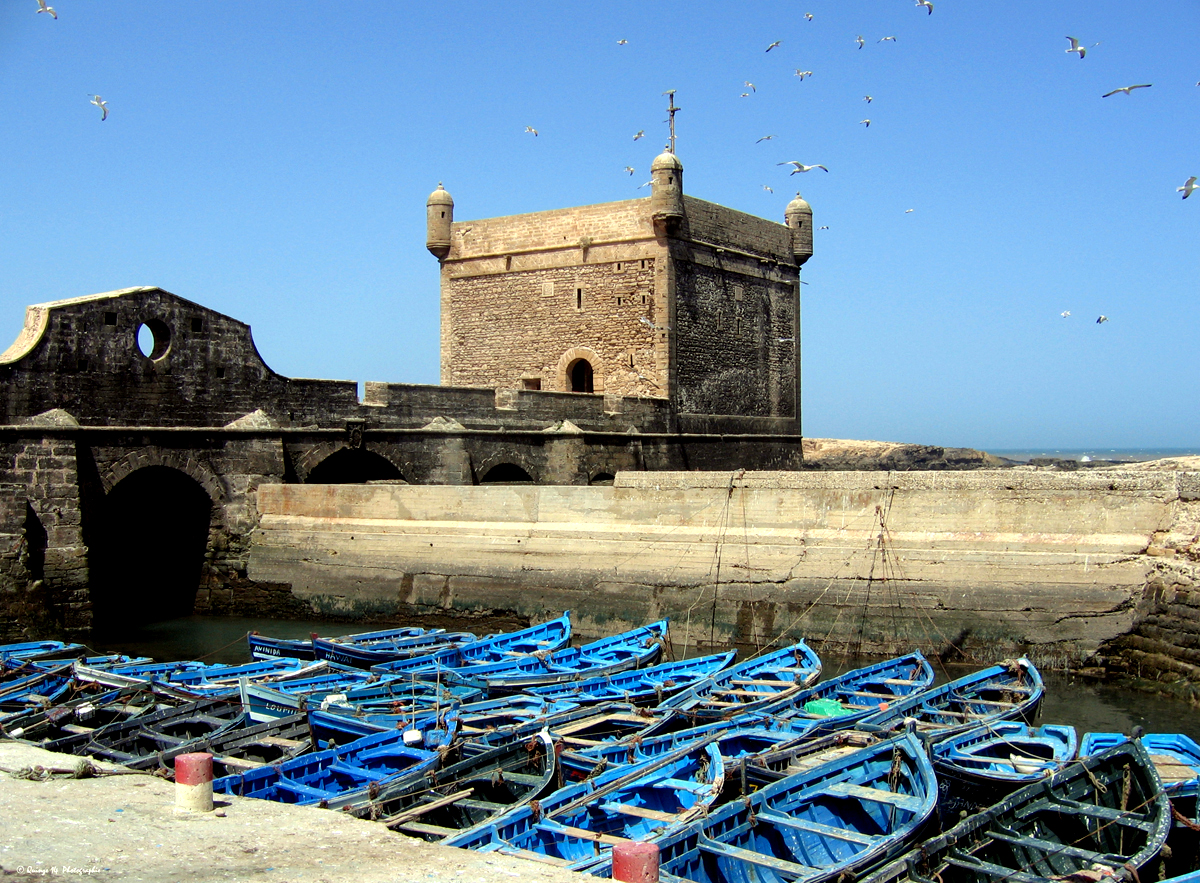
[[2, 2, 1196, 451]]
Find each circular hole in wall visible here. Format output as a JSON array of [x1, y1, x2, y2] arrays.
[[135, 319, 171, 360]]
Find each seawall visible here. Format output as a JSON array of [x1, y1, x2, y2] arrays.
[[247, 470, 1200, 669]]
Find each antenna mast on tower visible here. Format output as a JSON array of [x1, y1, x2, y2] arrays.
[[663, 90, 681, 154]]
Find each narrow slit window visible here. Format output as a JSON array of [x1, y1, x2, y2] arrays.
[[576, 289, 582, 309]]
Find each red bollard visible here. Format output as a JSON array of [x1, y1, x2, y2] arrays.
[[175, 752, 214, 812], [612, 840, 659, 882]]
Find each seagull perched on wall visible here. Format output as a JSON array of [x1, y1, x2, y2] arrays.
[[1065, 36, 1087, 59], [1179, 176, 1198, 199], [916, 0, 934, 13], [1096, 315, 1109, 324], [524, 125, 538, 136], [1102, 83, 1152, 97], [778, 161, 828, 174], [765, 40, 781, 52], [89, 95, 108, 120], [36, 0, 56, 18]]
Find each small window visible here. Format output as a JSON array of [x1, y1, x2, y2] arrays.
[[104, 312, 117, 326], [216, 367, 226, 379], [736, 317, 742, 336], [522, 378, 541, 390], [191, 317, 204, 333], [576, 288, 583, 309], [616, 262, 622, 271], [641, 295, 646, 304], [77, 359, 89, 372], [616, 297, 622, 306], [640, 260, 646, 269]]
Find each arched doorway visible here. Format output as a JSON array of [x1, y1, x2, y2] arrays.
[[568, 358, 594, 393], [88, 466, 213, 632], [479, 463, 535, 484], [306, 448, 404, 483]]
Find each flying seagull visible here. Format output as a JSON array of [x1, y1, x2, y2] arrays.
[[856, 35, 865, 49], [805, 13, 814, 20], [1101, 84, 1152, 97], [638, 180, 653, 189], [624, 166, 635, 175], [879, 36, 897, 43], [765, 40, 781, 52], [1179, 176, 1198, 199], [1065, 36, 1087, 59], [860, 119, 871, 127], [778, 161, 828, 174], [863, 95, 873, 103], [617, 39, 627, 45], [794, 70, 813, 79], [762, 185, 773, 193], [36, 0, 56, 18], [819, 225, 829, 230], [1061, 311, 1071, 318], [89, 95, 108, 120], [744, 81, 756, 92], [739, 92, 751, 98], [756, 134, 776, 143], [916, 0, 934, 13], [905, 208, 914, 213], [524, 126, 538, 136], [1096, 315, 1109, 324], [633, 130, 644, 140]]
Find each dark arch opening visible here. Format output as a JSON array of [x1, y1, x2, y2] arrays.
[[306, 448, 404, 484], [589, 472, 615, 486], [22, 503, 47, 582], [568, 359, 594, 393], [479, 463, 534, 485], [88, 466, 212, 632]]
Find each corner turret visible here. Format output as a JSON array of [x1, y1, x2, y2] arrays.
[[784, 192, 813, 266], [650, 150, 685, 234], [426, 183, 454, 260]]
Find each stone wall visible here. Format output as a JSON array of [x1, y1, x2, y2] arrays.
[[248, 470, 1198, 668]]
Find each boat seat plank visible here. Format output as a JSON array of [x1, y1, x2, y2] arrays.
[[455, 798, 509, 812], [540, 820, 632, 847], [696, 835, 819, 874], [491, 771, 546, 787], [213, 756, 264, 770], [731, 679, 788, 687], [382, 788, 473, 827], [1046, 798, 1156, 830], [753, 810, 879, 845], [598, 801, 678, 822], [714, 688, 788, 699], [942, 852, 1055, 883], [652, 777, 711, 794], [394, 820, 458, 837], [987, 830, 1122, 862], [258, 736, 307, 748], [948, 698, 1020, 709], [823, 781, 923, 812], [486, 844, 571, 867], [876, 678, 921, 686]]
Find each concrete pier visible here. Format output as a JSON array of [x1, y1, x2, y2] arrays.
[[248, 469, 1200, 668]]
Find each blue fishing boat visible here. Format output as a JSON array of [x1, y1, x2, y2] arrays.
[[444, 737, 726, 869], [340, 730, 557, 839], [0, 681, 180, 742], [250, 623, 463, 662], [411, 619, 672, 694], [858, 738, 1171, 883], [0, 640, 89, 664], [1082, 731, 1200, 799], [0, 661, 77, 718], [590, 730, 938, 883], [239, 670, 399, 722], [525, 651, 736, 707], [368, 611, 576, 678], [655, 640, 823, 721], [860, 657, 1044, 744], [768, 652, 936, 734], [932, 722, 1078, 822], [312, 630, 477, 668], [213, 707, 458, 808]]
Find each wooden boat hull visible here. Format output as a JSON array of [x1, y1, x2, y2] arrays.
[[526, 651, 736, 707], [860, 738, 1171, 883]]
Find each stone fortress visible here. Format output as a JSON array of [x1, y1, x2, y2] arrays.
[[1, 141, 1197, 688]]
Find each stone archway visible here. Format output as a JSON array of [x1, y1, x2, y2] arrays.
[[306, 448, 405, 484], [87, 466, 213, 632], [556, 347, 604, 394]]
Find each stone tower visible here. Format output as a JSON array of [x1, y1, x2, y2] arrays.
[[430, 153, 812, 434]]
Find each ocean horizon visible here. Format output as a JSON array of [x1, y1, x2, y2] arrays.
[[984, 447, 1200, 464]]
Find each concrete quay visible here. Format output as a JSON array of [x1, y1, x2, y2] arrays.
[[248, 469, 1200, 670], [0, 742, 584, 883]]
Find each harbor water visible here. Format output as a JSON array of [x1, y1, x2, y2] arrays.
[[89, 613, 1200, 743]]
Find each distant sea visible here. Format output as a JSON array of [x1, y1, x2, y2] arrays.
[[986, 447, 1200, 464]]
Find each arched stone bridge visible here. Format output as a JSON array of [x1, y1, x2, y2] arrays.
[[0, 287, 803, 631]]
